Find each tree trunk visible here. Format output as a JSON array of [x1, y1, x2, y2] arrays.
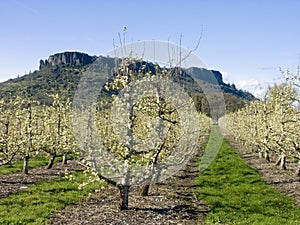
[[258, 152, 263, 159], [47, 154, 56, 169], [62, 153, 68, 165], [280, 155, 287, 170], [275, 155, 281, 166], [23, 155, 29, 174], [275, 154, 286, 170], [119, 185, 130, 210], [264, 151, 270, 162], [141, 183, 150, 196], [296, 160, 300, 176]]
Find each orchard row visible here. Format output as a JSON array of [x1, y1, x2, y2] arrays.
[[221, 73, 300, 175]]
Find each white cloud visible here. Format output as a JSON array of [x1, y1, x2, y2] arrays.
[[211, 70, 285, 98], [236, 79, 267, 98], [217, 71, 264, 97], [236, 79, 260, 87], [219, 71, 230, 83]]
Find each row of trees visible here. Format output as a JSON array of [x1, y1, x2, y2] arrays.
[[220, 72, 299, 175], [1, 56, 213, 210], [0, 95, 77, 174]]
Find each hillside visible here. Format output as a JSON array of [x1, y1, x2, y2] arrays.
[[0, 52, 255, 114]]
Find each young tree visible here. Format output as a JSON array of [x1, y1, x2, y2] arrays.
[[75, 57, 201, 210]]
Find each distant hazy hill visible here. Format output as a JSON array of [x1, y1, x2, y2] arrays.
[[0, 52, 255, 115]]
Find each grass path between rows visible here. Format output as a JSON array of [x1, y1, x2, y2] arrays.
[[197, 127, 300, 225], [0, 171, 105, 225]]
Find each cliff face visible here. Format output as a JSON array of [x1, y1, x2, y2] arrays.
[[39, 52, 223, 86], [185, 67, 224, 85], [40, 52, 95, 69]]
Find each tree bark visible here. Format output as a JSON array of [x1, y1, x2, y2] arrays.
[[275, 154, 286, 170], [23, 155, 29, 174], [264, 151, 270, 162], [275, 155, 281, 166], [141, 183, 150, 196], [62, 153, 68, 165], [280, 155, 287, 170], [119, 185, 130, 210], [296, 160, 300, 176], [258, 152, 263, 159], [47, 154, 56, 169]]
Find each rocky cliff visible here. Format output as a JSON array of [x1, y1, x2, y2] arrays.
[[39, 52, 95, 69], [185, 67, 224, 85]]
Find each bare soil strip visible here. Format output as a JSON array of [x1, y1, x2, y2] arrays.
[[226, 136, 300, 207]]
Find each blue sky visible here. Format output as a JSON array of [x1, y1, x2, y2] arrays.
[[1, 0, 299, 96]]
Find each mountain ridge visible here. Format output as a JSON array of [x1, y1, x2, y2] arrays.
[[0, 51, 255, 115]]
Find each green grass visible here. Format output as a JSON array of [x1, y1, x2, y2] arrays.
[[197, 127, 300, 225], [0, 155, 76, 175], [0, 171, 105, 225]]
